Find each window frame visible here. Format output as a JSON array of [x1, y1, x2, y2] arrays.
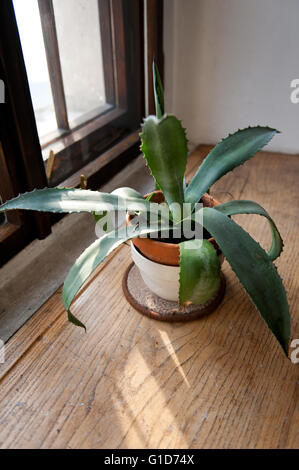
[[37, 0, 145, 186], [0, 0, 51, 266], [0, 0, 163, 266]]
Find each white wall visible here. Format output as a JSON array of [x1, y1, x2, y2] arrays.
[[164, 0, 299, 154]]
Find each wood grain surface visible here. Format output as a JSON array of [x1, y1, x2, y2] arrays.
[[0, 146, 298, 449]]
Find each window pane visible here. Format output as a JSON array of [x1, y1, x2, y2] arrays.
[[13, 0, 58, 139], [14, 0, 108, 145], [52, 0, 107, 127]]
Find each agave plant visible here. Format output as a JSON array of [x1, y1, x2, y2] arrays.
[[0, 64, 290, 356]]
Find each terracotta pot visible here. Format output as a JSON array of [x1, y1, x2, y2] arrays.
[[127, 190, 221, 266]]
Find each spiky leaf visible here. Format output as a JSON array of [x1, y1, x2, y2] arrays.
[[201, 207, 290, 355], [0, 187, 170, 220], [92, 188, 145, 230], [140, 115, 188, 221], [213, 200, 283, 261], [63, 223, 171, 328], [153, 61, 164, 118], [185, 127, 278, 204], [179, 239, 220, 305]]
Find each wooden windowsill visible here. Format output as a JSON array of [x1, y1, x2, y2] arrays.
[[0, 146, 298, 449]]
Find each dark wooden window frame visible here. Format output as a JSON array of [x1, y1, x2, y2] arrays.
[[0, 0, 163, 267], [38, 0, 144, 186], [0, 0, 52, 266]]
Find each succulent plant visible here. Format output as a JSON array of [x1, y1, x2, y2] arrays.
[[0, 63, 290, 356]]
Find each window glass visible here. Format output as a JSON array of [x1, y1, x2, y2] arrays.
[[53, 0, 107, 127], [13, 0, 57, 139], [13, 0, 107, 144]]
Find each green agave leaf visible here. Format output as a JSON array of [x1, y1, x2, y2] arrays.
[[153, 61, 164, 119], [213, 200, 283, 261], [63, 223, 171, 328], [201, 207, 290, 355], [92, 187, 145, 230], [185, 126, 278, 204], [67, 310, 86, 330], [179, 239, 220, 305], [140, 115, 188, 222], [0, 187, 170, 220], [110, 187, 144, 200]]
